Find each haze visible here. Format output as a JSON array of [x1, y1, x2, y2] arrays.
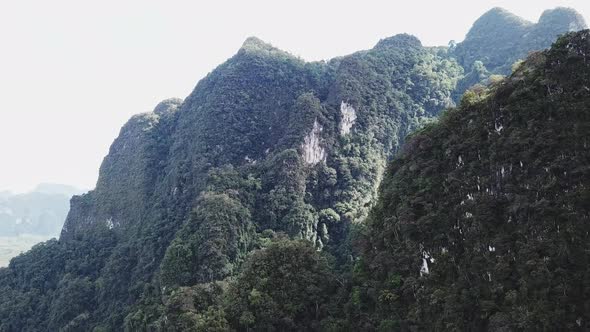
[[1, 0, 589, 193]]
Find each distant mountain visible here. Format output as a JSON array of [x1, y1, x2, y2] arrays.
[[454, 7, 587, 74], [0, 7, 587, 332], [451, 7, 587, 98], [0, 184, 84, 237]]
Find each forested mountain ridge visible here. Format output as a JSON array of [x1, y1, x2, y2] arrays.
[[1, 32, 463, 332], [0, 8, 587, 332], [359, 30, 590, 330], [451, 7, 587, 98]]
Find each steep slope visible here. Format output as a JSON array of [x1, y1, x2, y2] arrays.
[[0, 34, 462, 330], [359, 30, 590, 330], [128, 34, 462, 330], [1, 8, 588, 331]]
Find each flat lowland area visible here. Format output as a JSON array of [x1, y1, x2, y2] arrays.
[[0, 235, 54, 267]]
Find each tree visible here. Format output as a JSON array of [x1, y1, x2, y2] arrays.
[[225, 239, 338, 331]]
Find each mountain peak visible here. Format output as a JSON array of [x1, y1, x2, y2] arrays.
[[456, 7, 586, 76], [240, 36, 275, 51], [153, 98, 183, 115], [484, 7, 512, 16], [374, 33, 422, 49], [538, 7, 587, 31], [481, 7, 522, 19], [237, 36, 298, 61], [470, 7, 531, 33], [4, 8, 590, 331]]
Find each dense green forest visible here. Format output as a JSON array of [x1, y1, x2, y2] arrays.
[[0, 8, 588, 331], [359, 30, 590, 330]]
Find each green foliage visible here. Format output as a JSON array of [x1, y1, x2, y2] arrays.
[[224, 239, 338, 331], [2, 12, 585, 331], [160, 192, 255, 287], [319, 208, 340, 224], [325, 34, 462, 228], [358, 30, 590, 330], [0, 228, 118, 331]]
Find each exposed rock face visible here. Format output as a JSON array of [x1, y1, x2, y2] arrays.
[[301, 119, 326, 164], [339, 102, 357, 135]]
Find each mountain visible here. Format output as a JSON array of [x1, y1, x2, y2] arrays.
[[1, 32, 464, 331], [0, 8, 587, 331], [454, 7, 586, 75], [358, 30, 590, 330], [0, 184, 84, 237], [451, 7, 587, 98]]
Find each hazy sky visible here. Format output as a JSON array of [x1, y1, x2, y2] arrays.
[[1, 0, 589, 193]]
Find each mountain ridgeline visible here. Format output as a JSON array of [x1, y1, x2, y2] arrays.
[[451, 7, 587, 99], [359, 30, 590, 330], [0, 8, 588, 331]]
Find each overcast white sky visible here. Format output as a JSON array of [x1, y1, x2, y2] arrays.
[[1, 0, 589, 193]]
